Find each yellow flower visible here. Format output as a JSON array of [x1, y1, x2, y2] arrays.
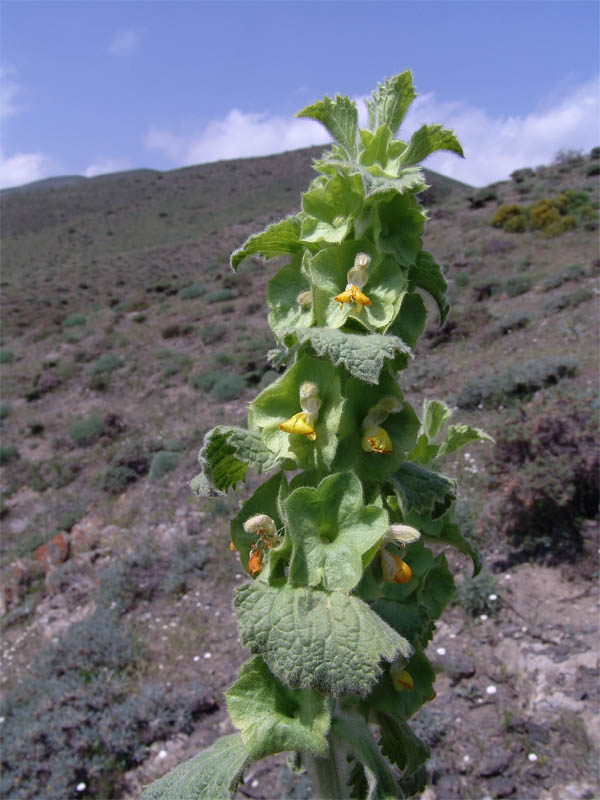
[[380, 549, 413, 583], [335, 284, 372, 312], [362, 424, 393, 454], [248, 548, 264, 576], [390, 663, 415, 692], [279, 411, 317, 441]]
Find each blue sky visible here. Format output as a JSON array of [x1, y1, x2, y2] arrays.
[[1, 0, 598, 189]]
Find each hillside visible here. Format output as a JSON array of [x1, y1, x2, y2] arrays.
[[0, 145, 598, 800]]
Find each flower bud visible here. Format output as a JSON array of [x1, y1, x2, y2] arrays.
[[362, 425, 393, 454], [243, 514, 278, 547], [346, 252, 371, 289], [297, 290, 312, 307], [384, 524, 421, 547]]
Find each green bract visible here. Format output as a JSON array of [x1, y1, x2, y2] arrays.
[[144, 71, 491, 800]]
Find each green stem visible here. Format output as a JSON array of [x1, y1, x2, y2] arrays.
[[304, 730, 351, 800]]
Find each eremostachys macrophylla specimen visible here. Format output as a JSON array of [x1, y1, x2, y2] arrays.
[[142, 71, 493, 800]]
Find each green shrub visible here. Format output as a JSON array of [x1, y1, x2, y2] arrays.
[[92, 354, 124, 375], [511, 167, 534, 183], [542, 288, 593, 316], [0, 608, 211, 800], [200, 322, 227, 344], [590, 146, 600, 159], [190, 371, 221, 392], [587, 164, 600, 177], [494, 310, 531, 336], [27, 459, 80, 491], [163, 537, 211, 597], [63, 314, 87, 327], [484, 388, 599, 560], [212, 350, 234, 367], [178, 283, 204, 299], [0, 349, 14, 364], [543, 263, 586, 291], [467, 188, 498, 209], [149, 450, 181, 479], [504, 275, 532, 297], [101, 463, 139, 494], [455, 570, 500, 618], [68, 412, 104, 446], [0, 403, 11, 420], [210, 373, 245, 402], [161, 323, 194, 339], [0, 445, 19, 465], [457, 356, 578, 409], [205, 288, 234, 304]]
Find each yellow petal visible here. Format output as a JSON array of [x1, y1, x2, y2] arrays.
[[229, 541, 237, 552], [390, 664, 415, 692], [248, 550, 264, 576], [381, 549, 413, 584], [335, 288, 354, 305], [362, 425, 393, 454], [280, 411, 316, 440], [350, 285, 371, 309]]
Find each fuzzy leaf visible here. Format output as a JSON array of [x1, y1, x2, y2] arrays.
[[286, 471, 388, 592], [333, 715, 399, 799], [362, 166, 427, 198], [369, 649, 436, 720], [386, 462, 456, 518], [297, 94, 358, 159], [367, 71, 416, 135], [310, 240, 409, 333], [194, 426, 285, 495], [359, 125, 393, 169], [387, 292, 427, 350], [409, 251, 449, 325], [422, 399, 453, 442], [141, 734, 249, 800], [235, 582, 411, 697], [376, 712, 430, 775], [226, 656, 330, 760], [399, 124, 464, 167], [372, 193, 425, 267], [436, 423, 494, 459], [267, 252, 313, 341], [301, 173, 363, 244], [405, 510, 481, 576], [297, 328, 411, 384], [250, 355, 344, 472], [231, 216, 302, 271]]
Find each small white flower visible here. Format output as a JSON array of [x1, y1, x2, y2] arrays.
[[463, 755, 471, 763], [76, 782, 86, 792], [251, 780, 260, 788], [193, 656, 200, 662], [436, 647, 447, 656], [158, 749, 168, 760], [489, 594, 498, 601], [486, 685, 497, 695], [204, 652, 212, 659], [480, 614, 488, 621], [528, 753, 538, 762]]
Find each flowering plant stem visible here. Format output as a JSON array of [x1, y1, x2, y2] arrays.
[[142, 71, 492, 800]]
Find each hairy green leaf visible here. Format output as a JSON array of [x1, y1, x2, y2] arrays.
[[372, 193, 425, 267], [376, 712, 430, 775], [367, 71, 416, 135], [141, 734, 249, 800], [369, 649, 436, 720], [333, 714, 399, 799], [297, 94, 358, 159], [297, 328, 411, 384], [194, 426, 285, 495], [436, 423, 494, 459], [422, 399, 453, 442], [235, 582, 411, 697], [286, 471, 388, 592], [231, 215, 302, 271], [267, 252, 313, 341], [386, 462, 456, 518], [387, 292, 427, 350], [226, 656, 330, 760], [409, 251, 449, 325], [301, 173, 363, 244], [399, 124, 464, 167]]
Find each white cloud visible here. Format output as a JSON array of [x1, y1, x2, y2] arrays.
[[84, 157, 131, 177], [145, 76, 599, 187], [108, 29, 139, 56], [0, 150, 55, 189], [0, 66, 24, 119]]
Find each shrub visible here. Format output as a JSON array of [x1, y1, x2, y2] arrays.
[[148, 450, 180, 479], [543, 263, 586, 291], [178, 283, 204, 299], [494, 310, 531, 336], [212, 350, 234, 367], [200, 322, 226, 344], [101, 463, 139, 494], [162, 537, 211, 596], [504, 275, 532, 297], [0, 402, 11, 420], [190, 371, 221, 392], [92, 354, 124, 375], [492, 204, 526, 233], [467, 188, 498, 209], [484, 389, 599, 560], [587, 163, 600, 176], [0, 445, 19, 465], [210, 373, 245, 401], [0, 349, 14, 364], [590, 146, 600, 159], [542, 288, 593, 316], [511, 167, 534, 183], [27, 458, 80, 491], [62, 314, 87, 327], [0, 608, 214, 800], [457, 356, 578, 409], [68, 412, 104, 446], [455, 570, 500, 618], [205, 288, 234, 304]]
